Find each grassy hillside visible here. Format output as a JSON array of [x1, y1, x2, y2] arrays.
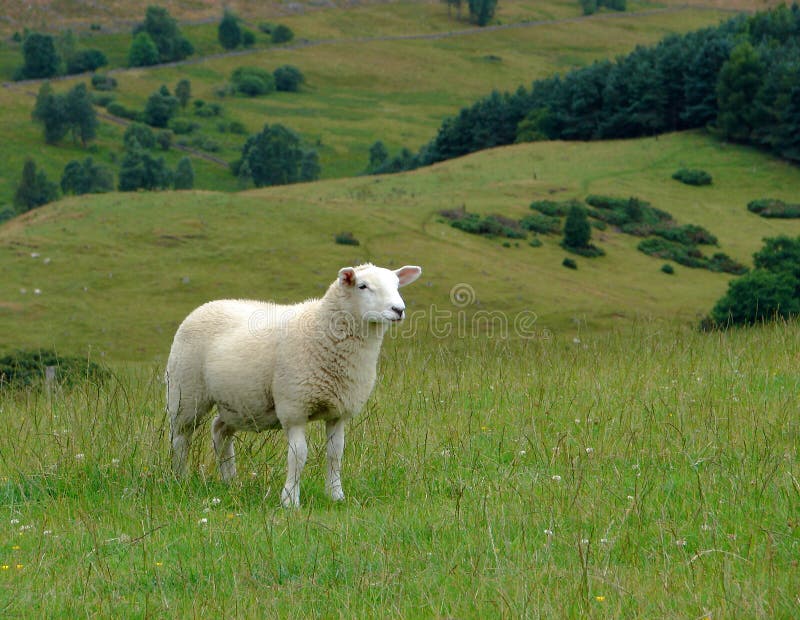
[[0, 3, 739, 204], [1, 131, 799, 361]]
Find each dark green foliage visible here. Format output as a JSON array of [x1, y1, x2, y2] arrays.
[[528, 237, 543, 248], [585, 195, 672, 231], [582, 0, 627, 14], [106, 102, 141, 122], [13, 159, 58, 212], [65, 49, 107, 75], [753, 235, 800, 281], [156, 131, 172, 151], [91, 93, 114, 107], [529, 199, 578, 217], [118, 145, 172, 191], [60, 158, 114, 195], [237, 123, 318, 187], [562, 258, 578, 269], [580, 0, 597, 15], [468, 0, 497, 26], [19, 32, 60, 79], [175, 79, 191, 109], [0, 206, 16, 224], [258, 23, 275, 34], [173, 157, 194, 190], [242, 30, 256, 48], [563, 204, 592, 248], [441, 208, 526, 239], [747, 198, 800, 218], [273, 65, 305, 92], [194, 101, 222, 117], [144, 85, 178, 128], [123, 123, 156, 150], [271, 24, 294, 44], [652, 223, 717, 246], [335, 232, 360, 246], [672, 168, 712, 186], [231, 66, 275, 96], [519, 213, 561, 234], [710, 269, 799, 326], [403, 5, 800, 171], [128, 32, 160, 67], [661, 263, 675, 274], [169, 119, 199, 135], [300, 150, 321, 182], [0, 349, 108, 389], [637, 238, 746, 274], [367, 141, 389, 172], [64, 83, 97, 146], [32, 82, 68, 144], [91, 74, 117, 91], [369, 147, 420, 174], [133, 6, 194, 63], [218, 10, 242, 50]]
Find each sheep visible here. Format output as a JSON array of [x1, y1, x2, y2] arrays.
[[166, 263, 422, 507]]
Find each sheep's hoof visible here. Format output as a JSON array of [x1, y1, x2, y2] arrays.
[[327, 487, 345, 502], [280, 487, 300, 508]]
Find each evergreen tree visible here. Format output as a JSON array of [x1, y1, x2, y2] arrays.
[[13, 159, 58, 212], [64, 83, 97, 146], [271, 24, 294, 44], [32, 82, 68, 144], [133, 6, 194, 63], [368, 141, 389, 170], [144, 85, 179, 128], [175, 79, 191, 109], [562, 204, 591, 248], [468, 0, 497, 26], [128, 32, 160, 67], [218, 10, 242, 50], [118, 143, 172, 191], [20, 33, 60, 79], [238, 123, 314, 187], [715, 41, 764, 142], [173, 157, 194, 189], [60, 158, 114, 195], [273, 65, 304, 92]]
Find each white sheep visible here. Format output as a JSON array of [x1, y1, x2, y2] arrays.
[[166, 263, 422, 507]]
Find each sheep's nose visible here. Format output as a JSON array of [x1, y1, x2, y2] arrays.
[[391, 306, 405, 319]]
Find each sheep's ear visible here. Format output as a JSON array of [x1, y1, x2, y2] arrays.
[[395, 265, 422, 287], [338, 267, 357, 287]]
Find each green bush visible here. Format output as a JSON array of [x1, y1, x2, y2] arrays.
[[0, 205, 16, 224], [91, 74, 117, 91], [441, 208, 526, 239], [107, 102, 141, 122], [271, 24, 294, 44], [0, 349, 108, 389], [638, 238, 746, 274], [519, 213, 560, 234], [672, 168, 712, 186], [529, 199, 578, 217], [334, 231, 360, 246], [273, 65, 305, 92], [529, 237, 543, 248], [747, 198, 800, 218], [169, 118, 199, 135], [91, 93, 114, 107], [562, 257, 577, 269], [653, 223, 717, 246], [661, 263, 675, 275], [710, 269, 799, 326], [66, 49, 107, 74], [231, 67, 275, 96]]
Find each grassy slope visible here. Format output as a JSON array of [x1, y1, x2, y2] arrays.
[[0, 4, 736, 204], [1, 131, 799, 361]]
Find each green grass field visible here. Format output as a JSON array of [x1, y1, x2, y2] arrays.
[[1, 323, 798, 616]]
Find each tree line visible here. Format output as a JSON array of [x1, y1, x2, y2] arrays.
[[372, 3, 800, 173]]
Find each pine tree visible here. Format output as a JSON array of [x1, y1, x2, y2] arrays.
[[563, 204, 591, 248], [716, 41, 764, 142], [175, 79, 191, 110]]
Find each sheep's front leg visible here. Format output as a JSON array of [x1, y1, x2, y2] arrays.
[[325, 419, 346, 502], [281, 424, 308, 508]]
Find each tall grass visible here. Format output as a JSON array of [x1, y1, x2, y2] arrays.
[[1, 322, 798, 616]]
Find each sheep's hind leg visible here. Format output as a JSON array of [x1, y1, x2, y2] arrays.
[[212, 415, 237, 483], [325, 418, 346, 502], [171, 429, 193, 478], [281, 424, 308, 508]]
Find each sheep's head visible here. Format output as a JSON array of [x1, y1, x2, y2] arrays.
[[336, 263, 422, 325]]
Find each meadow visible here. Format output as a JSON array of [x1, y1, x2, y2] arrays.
[[1, 323, 798, 617]]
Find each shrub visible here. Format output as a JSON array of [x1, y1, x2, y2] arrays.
[[14, 159, 58, 212], [91, 93, 114, 107], [653, 223, 718, 246], [228, 121, 247, 135], [672, 168, 712, 186], [448, 212, 525, 239], [144, 86, 179, 128], [520, 213, 561, 234], [271, 24, 294, 44], [173, 157, 194, 190], [710, 269, 799, 326], [0, 349, 108, 389], [242, 30, 256, 47], [218, 10, 242, 50], [231, 66, 275, 96], [528, 237, 543, 248], [562, 257, 577, 269], [563, 244, 605, 258], [60, 157, 114, 195], [274, 65, 305, 92], [156, 131, 172, 151], [747, 198, 800, 218], [169, 118, 198, 135], [637, 238, 746, 274], [258, 23, 274, 34], [91, 74, 117, 91], [195, 102, 222, 117], [529, 199, 579, 217], [661, 263, 675, 274], [107, 102, 141, 121], [123, 122, 156, 150], [128, 31, 159, 67], [66, 49, 107, 74], [0, 205, 16, 224], [335, 231, 360, 246]]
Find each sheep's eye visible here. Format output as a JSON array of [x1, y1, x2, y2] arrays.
[[358, 283, 369, 290]]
